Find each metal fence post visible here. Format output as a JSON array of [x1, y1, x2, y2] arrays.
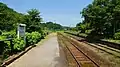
[[10, 39, 13, 53]]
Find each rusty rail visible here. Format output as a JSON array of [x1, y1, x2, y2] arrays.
[[58, 33, 100, 67]]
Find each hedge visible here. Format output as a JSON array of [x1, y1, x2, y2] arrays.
[[0, 31, 45, 60], [114, 32, 120, 40]]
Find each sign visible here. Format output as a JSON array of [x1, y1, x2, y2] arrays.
[[17, 24, 26, 38], [19, 26, 25, 36]]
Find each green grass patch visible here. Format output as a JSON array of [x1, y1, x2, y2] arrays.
[[103, 39, 120, 44]]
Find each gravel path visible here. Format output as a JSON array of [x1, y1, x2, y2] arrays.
[[7, 34, 67, 67]]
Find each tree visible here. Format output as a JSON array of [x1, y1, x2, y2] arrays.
[[80, 0, 120, 37], [0, 2, 63, 33], [24, 9, 42, 32], [0, 2, 24, 31], [76, 22, 90, 33], [45, 22, 63, 31], [27, 9, 42, 23]]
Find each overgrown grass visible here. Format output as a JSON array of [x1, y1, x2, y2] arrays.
[[103, 39, 120, 44]]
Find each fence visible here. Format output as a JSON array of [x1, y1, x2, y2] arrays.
[[0, 38, 13, 55]]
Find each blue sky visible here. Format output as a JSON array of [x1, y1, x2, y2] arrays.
[[1, 0, 93, 27]]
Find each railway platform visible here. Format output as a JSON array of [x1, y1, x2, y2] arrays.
[[7, 33, 67, 67]]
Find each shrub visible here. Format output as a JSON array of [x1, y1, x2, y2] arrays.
[[0, 36, 6, 40], [26, 32, 42, 46], [3, 31, 16, 38], [13, 38, 25, 51], [1, 31, 45, 59], [2, 46, 11, 59], [42, 30, 49, 38], [0, 30, 2, 35], [114, 32, 120, 40], [85, 30, 92, 34]]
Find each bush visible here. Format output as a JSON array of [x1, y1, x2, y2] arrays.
[[1, 31, 45, 59], [0, 30, 2, 35], [85, 30, 92, 34], [2, 46, 11, 59], [42, 30, 49, 37], [0, 36, 6, 40], [13, 38, 25, 51], [114, 32, 120, 40], [26, 32, 42, 46], [3, 31, 16, 38]]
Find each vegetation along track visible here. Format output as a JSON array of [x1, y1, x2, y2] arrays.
[[67, 34, 120, 58], [58, 33, 100, 67]]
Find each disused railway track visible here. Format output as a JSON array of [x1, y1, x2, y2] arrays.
[[65, 32, 120, 50], [65, 31, 120, 50], [58, 33, 100, 67], [67, 34, 120, 58]]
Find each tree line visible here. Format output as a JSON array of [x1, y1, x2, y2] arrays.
[[76, 0, 120, 38], [0, 2, 63, 33]]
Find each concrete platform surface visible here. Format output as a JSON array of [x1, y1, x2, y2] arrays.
[[7, 33, 67, 67]]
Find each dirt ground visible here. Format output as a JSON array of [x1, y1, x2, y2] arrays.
[[7, 33, 67, 67]]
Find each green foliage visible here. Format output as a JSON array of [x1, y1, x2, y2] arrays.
[[2, 46, 11, 59], [0, 36, 6, 40], [40, 22, 63, 31], [76, 22, 91, 33], [24, 9, 42, 33], [0, 30, 2, 35], [0, 41, 10, 59], [105, 39, 120, 44], [0, 3, 43, 32], [0, 2, 63, 33], [80, 0, 120, 37], [27, 9, 41, 22], [13, 38, 25, 51], [0, 2, 24, 31], [26, 32, 42, 46], [85, 30, 92, 34], [114, 32, 120, 40], [1, 31, 45, 59], [0, 2, 49, 61], [2, 31, 16, 38]]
